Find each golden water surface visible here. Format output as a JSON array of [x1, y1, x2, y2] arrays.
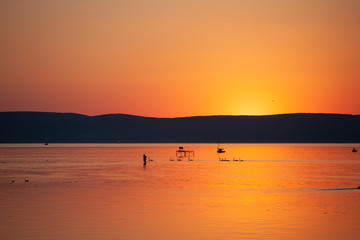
[[1, 144, 360, 239]]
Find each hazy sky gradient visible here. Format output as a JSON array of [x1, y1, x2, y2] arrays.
[[1, 0, 359, 117]]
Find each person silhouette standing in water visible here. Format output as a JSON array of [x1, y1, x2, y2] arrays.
[[143, 154, 147, 166]]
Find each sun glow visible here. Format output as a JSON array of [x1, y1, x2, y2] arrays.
[[230, 101, 273, 116], [225, 90, 280, 116]]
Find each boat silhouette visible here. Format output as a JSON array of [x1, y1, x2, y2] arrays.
[[217, 147, 225, 153]]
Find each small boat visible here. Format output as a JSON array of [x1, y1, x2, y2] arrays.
[[217, 137, 226, 153], [217, 147, 225, 153], [352, 148, 357, 153], [44, 142, 48, 146]]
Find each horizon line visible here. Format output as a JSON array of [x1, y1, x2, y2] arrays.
[[1, 110, 359, 119]]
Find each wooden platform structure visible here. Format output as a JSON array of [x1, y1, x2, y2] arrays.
[[176, 147, 195, 161]]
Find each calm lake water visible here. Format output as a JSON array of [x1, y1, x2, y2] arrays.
[[1, 144, 360, 240]]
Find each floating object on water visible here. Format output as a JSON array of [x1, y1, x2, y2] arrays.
[[233, 158, 244, 161], [24, 179, 29, 182], [44, 142, 48, 145], [217, 137, 226, 153], [352, 148, 357, 153], [169, 158, 174, 161], [217, 147, 226, 153], [176, 147, 194, 161]]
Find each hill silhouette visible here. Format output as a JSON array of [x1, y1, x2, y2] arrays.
[[0, 112, 359, 143]]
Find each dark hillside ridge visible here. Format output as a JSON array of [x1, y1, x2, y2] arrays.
[[0, 112, 359, 143]]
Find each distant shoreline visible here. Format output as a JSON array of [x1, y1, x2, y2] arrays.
[[1, 112, 360, 143]]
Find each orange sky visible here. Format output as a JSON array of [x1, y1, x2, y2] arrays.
[[0, 0, 359, 117]]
